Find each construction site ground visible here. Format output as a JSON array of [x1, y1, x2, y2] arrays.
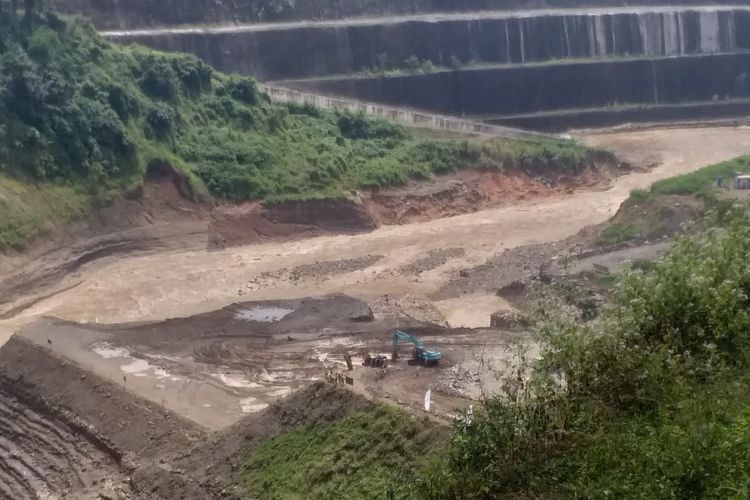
[[2, 126, 750, 498]]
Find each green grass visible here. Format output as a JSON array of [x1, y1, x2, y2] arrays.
[[241, 405, 445, 500], [624, 155, 750, 207], [596, 222, 639, 245], [0, 176, 92, 250], [596, 155, 750, 246]]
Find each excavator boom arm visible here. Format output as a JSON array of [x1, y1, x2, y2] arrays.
[[392, 330, 423, 351]]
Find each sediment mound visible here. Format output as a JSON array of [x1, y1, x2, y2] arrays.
[[208, 196, 377, 248]]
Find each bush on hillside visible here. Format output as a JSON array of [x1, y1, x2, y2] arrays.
[[0, 5, 599, 248], [137, 54, 179, 100], [421, 207, 750, 498], [218, 76, 258, 105], [145, 102, 176, 139], [337, 110, 405, 140]]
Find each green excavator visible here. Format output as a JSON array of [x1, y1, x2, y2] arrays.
[[391, 330, 442, 366]]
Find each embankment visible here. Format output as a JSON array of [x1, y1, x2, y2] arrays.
[[287, 52, 750, 128], [0, 156, 622, 315], [0, 332, 376, 499], [106, 7, 750, 81]]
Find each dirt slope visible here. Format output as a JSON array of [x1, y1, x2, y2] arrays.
[[0, 384, 128, 499], [0, 337, 205, 459], [132, 382, 373, 499]]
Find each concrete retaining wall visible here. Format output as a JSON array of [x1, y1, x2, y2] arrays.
[[258, 84, 546, 139], [285, 52, 750, 119], [108, 7, 750, 80]]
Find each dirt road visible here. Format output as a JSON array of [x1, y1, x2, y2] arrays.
[[2, 126, 750, 344]]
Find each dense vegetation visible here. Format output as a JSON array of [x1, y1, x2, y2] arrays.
[[418, 206, 750, 498], [0, 3, 595, 250], [243, 405, 444, 499]]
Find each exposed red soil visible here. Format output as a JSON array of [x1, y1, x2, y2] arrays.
[[367, 164, 624, 225]]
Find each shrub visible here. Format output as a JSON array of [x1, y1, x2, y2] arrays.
[[219, 76, 258, 105], [336, 111, 404, 140], [27, 26, 60, 63], [404, 54, 421, 72], [170, 54, 212, 94], [105, 82, 138, 120], [422, 207, 750, 498], [145, 102, 176, 138], [597, 222, 638, 245], [138, 55, 179, 100], [287, 101, 321, 117]]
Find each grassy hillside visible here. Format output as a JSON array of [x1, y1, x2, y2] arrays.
[[0, 5, 597, 250], [597, 155, 750, 245], [241, 404, 445, 499]]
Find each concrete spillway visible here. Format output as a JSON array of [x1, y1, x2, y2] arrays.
[[99, 5, 750, 130]]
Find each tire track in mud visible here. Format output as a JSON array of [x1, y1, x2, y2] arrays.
[[0, 384, 128, 499]]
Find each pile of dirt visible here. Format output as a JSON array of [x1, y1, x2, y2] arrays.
[[131, 382, 374, 499], [255, 254, 383, 283], [370, 294, 450, 327], [401, 248, 466, 275], [0, 333, 378, 499], [0, 383, 131, 499], [209, 197, 377, 249], [434, 241, 570, 299], [0, 337, 204, 459], [110, 294, 377, 346]]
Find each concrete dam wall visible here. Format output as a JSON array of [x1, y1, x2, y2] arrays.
[[286, 53, 750, 123], [60, 0, 750, 30], [109, 7, 750, 81], [99, 5, 750, 129]]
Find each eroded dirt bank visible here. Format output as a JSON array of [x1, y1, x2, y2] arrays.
[[0, 158, 620, 313], [2, 126, 749, 342]]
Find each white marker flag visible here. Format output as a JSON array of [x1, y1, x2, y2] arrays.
[[424, 389, 431, 413]]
